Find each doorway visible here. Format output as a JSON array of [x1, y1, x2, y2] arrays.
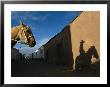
[[56, 43, 64, 65]]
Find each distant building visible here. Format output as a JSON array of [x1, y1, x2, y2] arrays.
[[11, 48, 22, 60], [26, 54, 33, 59], [43, 11, 100, 70], [33, 46, 45, 59]]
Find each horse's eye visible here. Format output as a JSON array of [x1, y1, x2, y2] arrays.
[[27, 30, 30, 33]]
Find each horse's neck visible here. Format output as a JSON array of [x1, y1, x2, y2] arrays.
[[11, 26, 21, 40]]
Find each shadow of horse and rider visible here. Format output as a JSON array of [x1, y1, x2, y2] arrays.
[[75, 40, 100, 73]]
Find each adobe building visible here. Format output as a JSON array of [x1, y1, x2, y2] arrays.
[[33, 45, 45, 59], [44, 25, 74, 69], [44, 11, 100, 70]]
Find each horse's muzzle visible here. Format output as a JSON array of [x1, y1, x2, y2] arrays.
[[29, 40, 36, 47]]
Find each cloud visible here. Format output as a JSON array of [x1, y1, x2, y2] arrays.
[[11, 11, 50, 23], [37, 37, 50, 48]]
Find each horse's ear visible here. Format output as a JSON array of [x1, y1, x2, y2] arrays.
[[27, 26, 31, 29], [20, 21, 24, 25], [28, 26, 31, 29]]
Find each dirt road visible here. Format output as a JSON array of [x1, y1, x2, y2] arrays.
[[11, 59, 99, 77]]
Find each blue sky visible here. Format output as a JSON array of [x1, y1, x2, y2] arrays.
[[11, 11, 80, 55]]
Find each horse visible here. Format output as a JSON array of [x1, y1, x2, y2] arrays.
[[75, 45, 99, 71], [11, 22, 36, 48]]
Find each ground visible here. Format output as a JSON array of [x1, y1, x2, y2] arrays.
[[11, 59, 100, 77]]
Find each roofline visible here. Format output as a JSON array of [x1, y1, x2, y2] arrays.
[[43, 11, 83, 46], [69, 11, 83, 24]]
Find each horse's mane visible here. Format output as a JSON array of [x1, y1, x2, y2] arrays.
[[11, 25, 22, 30]]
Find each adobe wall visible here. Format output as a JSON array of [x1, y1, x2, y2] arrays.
[[69, 11, 100, 69], [44, 26, 74, 68]]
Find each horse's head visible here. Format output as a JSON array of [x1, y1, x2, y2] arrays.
[[18, 22, 36, 47], [87, 46, 99, 59]]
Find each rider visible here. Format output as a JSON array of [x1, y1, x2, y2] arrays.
[[79, 40, 85, 57]]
